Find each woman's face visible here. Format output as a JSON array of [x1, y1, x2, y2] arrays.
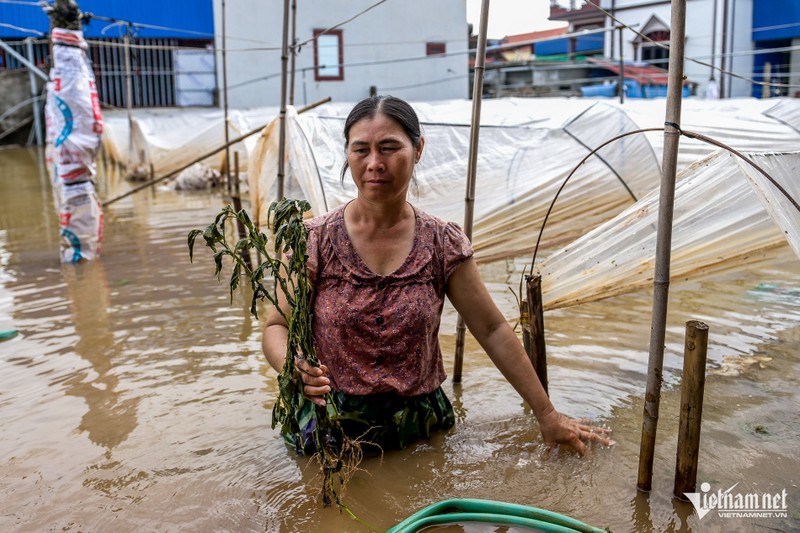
[[346, 113, 423, 205]]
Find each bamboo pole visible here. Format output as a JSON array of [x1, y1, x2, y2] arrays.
[[123, 26, 133, 168], [453, 0, 490, 384], [25, 38, 43, 146], [674, 320, 709, 500], [231, 151, 252, 269], [637, 0, 687, 492], [221, 0, 232, 192], [277, 0, 290, 201], [618, 27, 625, 104], [720, 0, 728, 98], [526, 274, 548, 395], [102, 97, 331, 206], [761, 63, 772, 99], [0, 38, 48, 80], [233, 151, 241, 197], [289, 0, 297, 106]]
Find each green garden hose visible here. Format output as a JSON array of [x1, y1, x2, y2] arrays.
[[0, 329, 18, 341], [387, 498, 608, 533]]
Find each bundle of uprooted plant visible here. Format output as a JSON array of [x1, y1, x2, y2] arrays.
[[188, 199, 363, 507]]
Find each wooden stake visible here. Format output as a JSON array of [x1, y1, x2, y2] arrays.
[[123, 27, 133, 168], [526, 274, 548, 395], [25, 38, 43, 146], [231, 151, 252, 270], [637, 0, 687, 492], [289, 0, 297, 106], [221, 0, 232, 193], [618, 27, 625, 104], [277, 0, 290, 201], [453, 0, 490, 383], [233, 151, 241, 197], [674, 320, 709, 500]]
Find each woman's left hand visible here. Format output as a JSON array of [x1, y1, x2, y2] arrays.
[[537, 408, 613, 456]]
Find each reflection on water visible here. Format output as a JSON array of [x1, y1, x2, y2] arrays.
[[63, 261, 140, 451], [1, 148, 798, 532]]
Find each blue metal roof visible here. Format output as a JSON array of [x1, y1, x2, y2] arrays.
[[535, 34, 603, 57], [753, 0, 800, 41], [0, 1, 214, 39]]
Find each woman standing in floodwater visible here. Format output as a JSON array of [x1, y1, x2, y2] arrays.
[[262, 95, 611, 454]]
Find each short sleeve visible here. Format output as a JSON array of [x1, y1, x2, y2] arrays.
[[443, 221, 474, 280]]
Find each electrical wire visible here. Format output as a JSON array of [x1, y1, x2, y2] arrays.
[[0, 22, 45, 35], [7, 0, 799, 97], [752, 21, 800, 34], [294, 0, 389, 48], [381, 72, 469, 91], [226, 48, 474, 91], [9, 0, 800, 63], [529, 126, 800, 269]]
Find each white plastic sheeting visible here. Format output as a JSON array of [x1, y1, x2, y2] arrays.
[[619, 98, 800, 170], [100, 106, 277, 177], [538, 150, 800, 310], [763, 99, 800, 135], [100, 97, 800, 302], [247, 97, 800, 264], [249, 101, 661, 262], [103, 97, 800, 183], [100, 112, 129, 164], [740, 152, 800, 260], [127, 107, 277, 177]]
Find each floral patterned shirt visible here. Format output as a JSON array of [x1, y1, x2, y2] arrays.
[[305, 204, 473, 396]]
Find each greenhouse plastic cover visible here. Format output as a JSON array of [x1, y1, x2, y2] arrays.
[[247, 97, 800, 264], [250, 101, 663, 263], [102, 106, 277, 175], [104, 96, 800, 187], [538, 150, 800, 310], [102, 97, 800, 305]]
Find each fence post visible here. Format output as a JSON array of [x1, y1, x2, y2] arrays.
[[525, 274, 548, 395], [674, 320, 709, 500], [25, 38, 43, 146]]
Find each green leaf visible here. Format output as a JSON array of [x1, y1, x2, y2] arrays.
[[213, 250, 225, 278], [188, 229, 202, 261], [230, 262, 241, 297]]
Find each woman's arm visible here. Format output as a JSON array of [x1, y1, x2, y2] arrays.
[[261, 265, 331, 406], [262, 302, 290, 373], [446, 257, 611, 455]]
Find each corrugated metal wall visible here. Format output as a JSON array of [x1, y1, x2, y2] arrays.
[[0, 1, 216, 108], [750, 0, 800, 97], [90, 39, 180, 107], [753, 0, 800, 42]]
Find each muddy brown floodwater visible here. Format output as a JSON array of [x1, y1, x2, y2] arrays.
[[1, 147, 798, 532]]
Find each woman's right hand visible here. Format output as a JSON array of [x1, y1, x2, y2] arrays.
[[537, 408, 613, 456], [294, 356, 331, 406]]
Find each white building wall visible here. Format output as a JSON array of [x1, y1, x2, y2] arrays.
[[792, 39, 800, 97], [723, 0, 753, 98], [601, 0, 753, 98], [212, 0, 469, 109]]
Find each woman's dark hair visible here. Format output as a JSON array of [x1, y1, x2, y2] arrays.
[[340, 95, 422, 181]]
